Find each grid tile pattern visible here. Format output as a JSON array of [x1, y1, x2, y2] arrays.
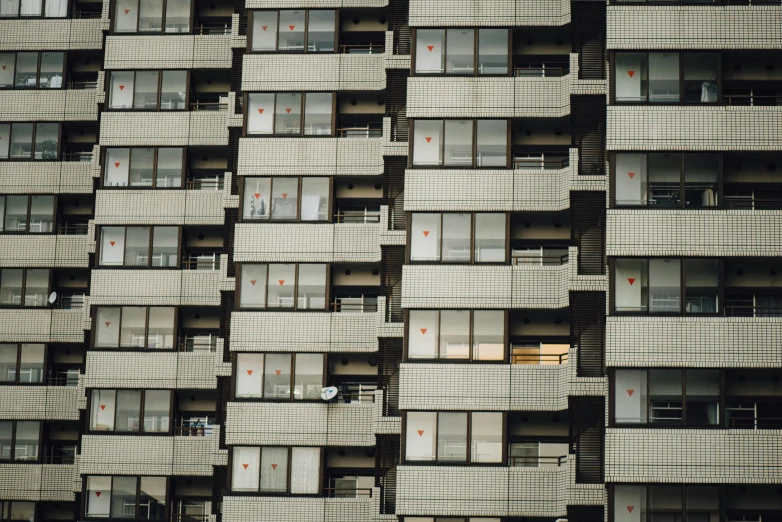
[[0, 236, 90, 268], [408, 0, 570, 27], [0, 19, 103, 51], [104, 35, 232, 69], [242, 54, 386, 92], [0, 386, 79, 420], [95, 190, 225, 225], [0, 309, 85, 343], [83, 351, 218, 389], [0, 464, 75, 501], [0, 90, 98, 122], [221, 494, 378, 522], [0, 161, 94, 194], [90, 269, 222, 306], [99, 111, 229, 146]]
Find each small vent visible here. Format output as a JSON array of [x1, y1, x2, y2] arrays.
[[570, 192, 606, 275], [570, 292, 606, 377], [383, 157, 406, 230], [572, 2, 606, 80], [377, 338, 403, 417], [375, 434, 401, 514], [569, 396, 605, 484], [571, 95, 606, 176]]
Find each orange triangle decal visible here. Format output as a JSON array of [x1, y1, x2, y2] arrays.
[[425, 137, 432, 143], [110, 241, 115, 246], [100, 404, 106, 410], [271, 463, 278, 469], [289, 25, 295, 30], [627, 70, 635, 78], [250, 280, 257, 286], [627, 172, 635, 179], [124, 9, 129, 14], [242, 463, 249, 469], [281, 193, 288, 199], [427, 45, 434, 52], [275, 369, 281, 375], [627, 506, 634, 513], [254, 193, 260, 199], [262, 26, 268, 31], [628, 278, 635, 285], [258, 108, 264, 114], [278, 280, 285, 286], [104, 321, 111, 327], [114, 162, 120, 168], [422, 230, 429, 237], [420, 328, 427, 335], [96, 491, 102, 497], [119, 85, 125, 90], [285, 108, 292, 114], [627, 389, 634, 396], [247, 369, 253, 375], [417, 430, 424, 436], [1, 66, 6, 70]]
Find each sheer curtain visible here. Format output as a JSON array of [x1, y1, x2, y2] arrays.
[[0, 0, 19, 16], [290, 448, 320, 494], [20, 0, 42, 16], [45, 0, 67, 17]]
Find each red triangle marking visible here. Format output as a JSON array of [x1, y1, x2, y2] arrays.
[[420, 328, 427, 335], [285, 108, 292, 114], [278, 280, 285, 286], [109, 241, 115, 247], [627, 389, 634, 397], [271, 463, 278, 469], [258, 108, 264, 114], [119, 85, 125, 90], [123, 9, 129, 14], [281, 193, 288, 199], [242, 463, 249, 469], [1, 66, 6, 70], [417, 430, 424, 436], [627, 506, 635, 513], [627, 172, 635, 179], [247, 369, 253, 375], [275, 369, 281, 375], [254, 193, 260, 199], [95, 491, 102, 497], [104, 321, 111, 327], [114, 162, 120, 168], [627, 70, 635, 78], [288, 25, 295, 30], [627, 278, 636, 285], [422, 230, 430, 237], [100, 404, 106, 410], [425, 137, 432, 143], [427, 45, 434, 52], [262, 26, 268, 31], [250, 280, 257, 286]]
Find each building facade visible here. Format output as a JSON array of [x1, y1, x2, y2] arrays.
[[0, 0, 781, 521]]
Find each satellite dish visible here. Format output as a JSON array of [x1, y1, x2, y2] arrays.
[[321, 386, 338, 401], [48, 292, 57, 304]]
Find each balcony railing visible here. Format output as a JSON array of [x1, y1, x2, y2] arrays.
[[724, 93, 782, 106], [46, 375, 79, 387], [511, 352, 569, 365], [189, 101, 228, 111], [514, 65, 570, 78], [724, 305, 782, 317], [511, 253, 569, 265], [340, 44, 385, 54], [334, 211, 381, 224], [174, 425, 213, 437], [195, 23, 231, 35], [53, 293, 86, 310], [185, 178, 225, 191], [724, 195, 782, 210], [182, 255, 221, 271], [61, 152, 93, 162], [331, 301, 378, 313], [509, 455, 567, 467], [324, 487, 373, 497], [513, 157, 570, 170], [337, 126, 383, 138], [176, 334, 218, 352], [56, 224, 89, 235]]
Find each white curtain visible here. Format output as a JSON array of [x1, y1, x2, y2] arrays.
[[0, 0, 18, 17], [232, 447, 260, 492], [45, 0, 67, 17], [20, 0, 42, 16], [260, 447, 288, 492], [290, 447, 320, 494]]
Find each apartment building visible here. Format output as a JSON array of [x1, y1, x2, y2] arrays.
[[0, 0, 780, 521]]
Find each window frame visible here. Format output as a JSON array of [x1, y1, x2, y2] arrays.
[[229, 446, 324, 495], [0, 0, 71, 18], [91, 306, 179, 350], [0, 51, 67, 89], [236, 263, 331, 311], [0, 343, 47, 385], [401, 411, 507, 465], [105, 70, 191, 111], [110, 0, 195, 34], [610, 51, 722, 105], [0, 123, 62, 161], [610, 257, 724, 316], [96, 225, 182, 268], [239, 176, 333, 223], [87, 389, 174, 435], [0, 195, 57, 233], [0, 420, 42, 463], [232, 352, 327, 401], [247, 9, 339, 54], [404, 309, 508, 362], [0, 268, 52, 308], [409, 119, 511, 169], [610, 152, 723, 209], [100, 147, 186, 188], [83, 475, 170, 520], [243, 92, 337, 137], [411, 27, 513, 77], [406, 212, 510, 264]]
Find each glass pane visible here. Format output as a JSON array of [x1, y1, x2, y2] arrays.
[[14, 421, 39, 460], [473, 310, 504, 360], [87, 476, 113, 517], [0, 124, 9, 158], [476, 120, 506, 167], [614, 485, 646, 522], [151, 227, 178, 267], [20, 0, 42, 16], [39, 52, 64, 88], [0, 421, 10, 459], [124, 227, 151, 266], [120, 306, 147, 348], [441, 213, 470, 262], [0, 344, 16, 383], [260, 447, 288, 492], [139, 477, 166, 519], [270, 177, 298, 220], [615, 53, 648, 102], [297, 264, 326, 310], [240, 264, 267, 308], [410, 213, 441, 261], [33, 123, 58, 160], [446, 28, 474, 74], [156, 148, 183, 187], [685, 370, 719, 426], [267, 264, 295, 308], [0, 0, 20, 16], [274, 93, 302, 135], [247, 93, 274, 135], [474, 213, 505, 262], [471, 412, 502, 462], [264, 353, 291, 399], [649, 53, 680, 103], [415, 29, 445, 74], [14, 52, 37, 88], [615, 369, 648, 423], [408, 310, 438, 359], [9, 501, 36, 520], [232, 447, 260, 491], [129, 148, 154, 186], [405, 411, 436, 461], [649, 153, 680, 207], [294, 354, 323, 400], [236, 353, 264, 398], [443, 120, 473, 166], [10, 123, 33, 159], [0, 269, 23, 305], [277, 10, 305, 51], [19, 344, 43, 383], [300, 178, 329, 221], [650, 369, 682, 424], [115, 0, 138, 32], [649, 258, 681, 313], [90, 389, 116, 431], [148, 307, 175, 349], [23, 269, 48, 306], [439, 310, 469, 359], [116, 389, 142, 432], [164, 0, 190, 33], [111, 476, 138, 518], [160, 71, 186, 110], [685, 259, 719, 314], [244, 177, 271, 220], [307, 11, 335, 52], [684, 153, 718, 208], [0, 54, 13, 87], [290, 447, 320, 493], [615, 259, 648, 312], [95, 307, 121, 347], [252, 11, 278, 51], [29, 195, 53, 232], [615, 153, 648, 206], [134, 71, 160, 109], [683, 53, 718, 104], [413, 120, 443, 166], [304, 93, 332, 135], [109, 71, 135, 109], [138, 0, 163, 32], [105, 149, 130, 186], [143, 390, 170, 432], [437, 412, 467, 461], [478, 29, 508, 74]]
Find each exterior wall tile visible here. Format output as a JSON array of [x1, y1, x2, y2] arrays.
[[409, 0, 570, 26], [104, 35, 232, 69], [99, 111, 229, 146], [0, 90, 98, 122], [242, 53, 386, 91], [0, 161, 94, 194], [222, 495, 378, 522], [0, 309, 84, 343], [0, 19, 103, 51], [0, 386, 79, 421], [83, 351, 217, 389], [94, 190, 225, 225], [0, 464, 75, 501], [90, 269, 221, 306], [0, 235, 89, 268]]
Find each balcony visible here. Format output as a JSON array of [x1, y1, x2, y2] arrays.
[[401, 264, 570, 309], [605, 429, 782, 484], [409, 0, 570, 26], [0, 89, 97, 121], [0, 159, 93, 194], [0, 307, 85, 343], [0, 234, 89, 267], [99, 110, 229, 147], [94, 189, 225, 225], [221, 493, 378, 522], [0, 385, 79, 420], [104, 34, 232, 69], [0, 18, 102, 51], [83, 348, 219, 389], [0, 463, 74, 501], [90, 268, 222, 306], [397, 463, 568, 517]]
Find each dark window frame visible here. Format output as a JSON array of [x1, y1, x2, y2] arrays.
[[405, 212, 510, 264], [0, 122, 62, 161], [105, 70, 191, 112], [0, 194, 57, 233], [0, 342, 47, 385], [243, 92, 337, 137], [0, 419, 42, 463], [0, 51, 67, 90], [232, 352, 327, 401], [239, 176, 333, 223], [100, 146, 186, 189], [82, 475, 170, 521], [228, 446, 325, 496], [0, 267, 52, 308], [0, 0, 71, 19], [411, 27, 513, 77], [86, 388, 174, 435], [110, 0, 195, 35], [91, 306, 179, 350], [235, 263, 331, 311], [408, 119, 512, 169], [247, 9, 339, 54], [96, 225, 182, 268]]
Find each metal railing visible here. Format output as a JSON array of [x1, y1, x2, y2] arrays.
[[724, 93, 782, 106], [71, 10, 102, 18], [331, 302, 379, 312], [335, 392, 376, 403], [338, 126, 383, 138], [727, 417, 782, 429], [182, 257, 221, 271], [724, 305, 782, 317], [340, 44, 385, 54], [195, 23, 231, 35], [66, 80, 98, 90], [170, 515, 210, 522], [56, 224, 89, 235], [514, 66, 570, 78], [47, 375, 79, 387], [511, 254, 569, 265], [174, 425, 212, 436], [511, 352, 569, 365], [724, 195, 782, 210], [509, 455, 568, 467], [185, 178, 225, 191], [61, 152, 93, 162], [334, 211, 381, 223], [177, 335, 219, 352], [190, 101, 228, 111], [324, 487, 373, 498], [513, 157, 570, 170], [42, 453, 76, 465], [54, 293, 86, 310]]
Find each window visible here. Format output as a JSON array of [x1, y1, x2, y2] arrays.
[[404, 519, 501, 522], [613, 485, 720, 522], [614, 52, 719, 104], [0, 269, 50, 307], [0, 123, 60, 160], [410, 213, 507, 263], [411, 120, 508, 167], [114, 0, 192, 33], [613, 152, 719, 208], [235, 353, 324, 400], [238, 264, 328, 310], [404, 412, 503, 463], [0, 421, 40, 461], [414, 28, 509, 75], [0, 344, 44, 383], [613, 258, 720, 314], [103, 147, 184, 188], [0, 195, 55, 232], [246, 93, 334, 136], [407, 310, 505, 361], [0, 52, 64, 88], [89, 389, 172, 433], [108, 71, 188, 110], [99, 226, 179, 267], [94, 306, 176, 349], [250, 10, 336, 52], [231, 447, 321, 494], [0, 501, 37, 521], [0, 0, 68, 17], [86, 476, 168, 519], [242, 177, 330, 221]]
